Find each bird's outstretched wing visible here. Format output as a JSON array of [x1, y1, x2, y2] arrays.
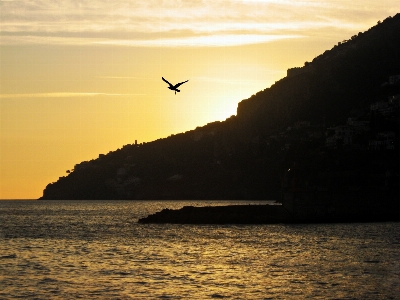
[[162, 77, 173, 87], [174, 80, 189, 88]]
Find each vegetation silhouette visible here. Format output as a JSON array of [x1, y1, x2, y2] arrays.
[[40, 14, 400, 203]]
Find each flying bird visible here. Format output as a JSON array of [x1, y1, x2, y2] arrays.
[[162, 77, 189, 95]]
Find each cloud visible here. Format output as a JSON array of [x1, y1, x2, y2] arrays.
[[0, 93, 145, 99], [0, 0, 399, 46], [94, 34, 303, 47]]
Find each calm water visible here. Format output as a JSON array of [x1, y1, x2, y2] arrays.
[[1, 200, 400, 299]]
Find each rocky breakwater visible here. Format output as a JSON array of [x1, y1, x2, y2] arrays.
[[138, 204, 291, 224]]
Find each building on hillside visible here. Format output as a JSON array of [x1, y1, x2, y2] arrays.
[[326, 125, 355, 148], [369, 132, 395, 150], [378, 132, 395, 150], [347, 117, 370, 128], [370, 101, 389, 111]]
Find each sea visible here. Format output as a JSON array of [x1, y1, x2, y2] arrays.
[[1, 200, 400, 300]]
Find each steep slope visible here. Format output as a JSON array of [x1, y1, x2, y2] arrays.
[[237, 14, 400, 134], [40, 14, 400, 200]]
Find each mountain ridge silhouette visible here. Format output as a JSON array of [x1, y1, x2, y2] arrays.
[[40, 14, 400, 200]]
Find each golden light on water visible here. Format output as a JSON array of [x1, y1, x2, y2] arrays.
[[2, 200, 399, 298], [1, 0, 400, 198]]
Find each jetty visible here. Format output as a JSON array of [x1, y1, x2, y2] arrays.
[[138, 189, 400, 224], [138, 204, 290, 224]]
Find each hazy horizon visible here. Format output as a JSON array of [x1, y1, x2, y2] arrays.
[[1, 0, 400, 199]]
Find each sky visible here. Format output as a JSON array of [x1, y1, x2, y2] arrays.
[[1, 0, 399, 199]]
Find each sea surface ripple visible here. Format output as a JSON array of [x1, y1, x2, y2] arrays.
[[1, 200, 400, 299]]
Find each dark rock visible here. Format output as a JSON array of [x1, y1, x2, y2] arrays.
[[138, 204, 291, 224]]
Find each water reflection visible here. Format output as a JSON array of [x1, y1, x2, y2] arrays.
[[0, 200, 399, 299]]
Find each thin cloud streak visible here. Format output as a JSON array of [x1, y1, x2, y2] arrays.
[[97, 76, 145, 79], [194, 71, 284, 84], [94, 34, 303, 47], [0, 93, 146, 99], [0, 33, 303, 47]]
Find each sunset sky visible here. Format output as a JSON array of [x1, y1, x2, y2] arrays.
[[1, 0, 399, 199]]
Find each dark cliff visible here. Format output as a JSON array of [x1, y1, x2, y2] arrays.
[[40, 14, 400, 200], [237, 14, 400, 133]]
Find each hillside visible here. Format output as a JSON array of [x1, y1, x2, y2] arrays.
[[40, 14, 400, 200]]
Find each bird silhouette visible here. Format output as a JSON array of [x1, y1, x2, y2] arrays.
[[162, 77, 189, 95]]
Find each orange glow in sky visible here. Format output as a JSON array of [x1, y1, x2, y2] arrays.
[[1, 0, 399, 199]]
